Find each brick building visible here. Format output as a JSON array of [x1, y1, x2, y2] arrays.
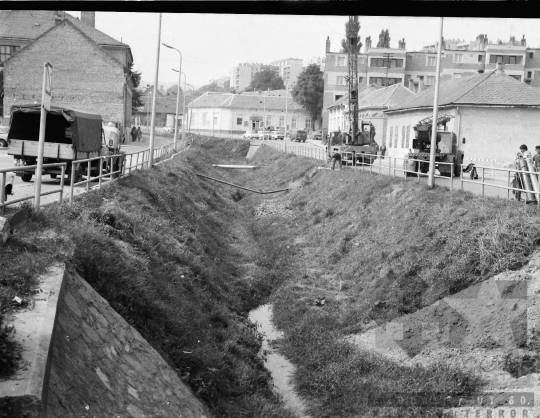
[[0, 11, 134, 133], [323, 34, 540, 133], [383, 65, 540, 167]]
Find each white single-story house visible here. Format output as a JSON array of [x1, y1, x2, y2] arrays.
[[187, 91, 316, 135], [384, 64, 540, 167]]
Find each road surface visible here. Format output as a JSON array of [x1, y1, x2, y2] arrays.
[[0, 134, 176, 214]]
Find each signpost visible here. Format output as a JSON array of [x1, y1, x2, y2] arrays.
[[34, 61, 53, 210]]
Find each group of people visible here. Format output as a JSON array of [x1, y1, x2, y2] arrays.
[[128, 126, 142, 143], [512, 144, 540, 202]]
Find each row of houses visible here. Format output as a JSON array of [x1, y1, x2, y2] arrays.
[[0, 10, 134, 134], [327, 63, 540, 169]]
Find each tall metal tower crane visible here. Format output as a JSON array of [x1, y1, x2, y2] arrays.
[[346, 15, 359, 144]]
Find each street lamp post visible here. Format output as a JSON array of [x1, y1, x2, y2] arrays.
[[162, 42, 182, 150], [187, 84, 193, 135], [284, 82, 294, 153], [148, 13, 162, 168], [172, 69, 187, 147]]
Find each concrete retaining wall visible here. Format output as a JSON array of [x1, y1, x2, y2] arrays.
[[0, 263, 211, 418]]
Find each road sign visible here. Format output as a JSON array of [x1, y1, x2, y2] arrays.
[[35, 62, 53, 210], [42, 62, 53, 111]]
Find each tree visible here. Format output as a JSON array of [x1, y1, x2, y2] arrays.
[[377, 29, 391, 48], [340, 16, 362, 54], [291, 64, 324, 126], [166, 84, 183, 96], [246, 69, 285, 92], [128, 62, 144, 110]]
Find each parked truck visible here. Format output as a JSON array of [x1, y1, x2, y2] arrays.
[[403, 114, 462, 177], [7, 104, 124, 184], [326, 121, 383, 166]]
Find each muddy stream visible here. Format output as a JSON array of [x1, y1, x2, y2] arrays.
[[248, 304, 310, 418]]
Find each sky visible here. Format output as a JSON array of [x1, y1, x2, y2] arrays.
[[66, 12, 540, 90]]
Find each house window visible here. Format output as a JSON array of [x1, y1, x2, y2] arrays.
[[489, 55, 523, 64], [370, 58, 404, 68], [202, 112, 207, 125], [528, 71, 532, 78], [213, 116, 217, 126], [244, 121, 249, 127], [509, 75, 522, 81], [266, 115, 272, 126], [389, 127, 393, 148], [291, 117, 297, 128], [0, 45, 20, 63], [336, 76, 345, 85], [406, 126, 410, 149], [337, 56, 346, 66], [401, 126, 406, 148], [334, 94, 343, 101], [279, 117, 284, 127], [478, 55, 483, 62], [454, 54, 463, 64], [359, 76, 364, 84], [306, 117, 312, 129], [427, 56, 437, 66], [237, 117, 243, 126], [368, 77, 402, 86], [426, 76, 436, 85], [529, 52, 534, 59]]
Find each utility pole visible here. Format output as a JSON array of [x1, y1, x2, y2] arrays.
[[428, 17, 444, 188], [383, 53, 394, 87], [347, 15, 359, 147]]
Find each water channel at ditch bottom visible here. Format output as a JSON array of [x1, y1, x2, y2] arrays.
[[248, 304, 310, 418]]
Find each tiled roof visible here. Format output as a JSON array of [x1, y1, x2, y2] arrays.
[[188, 92, 305, 111], [358, 83, 415, 109], [387, 70, 540, 112], [137, 97, 184, 114], [0, 10, 127, 47], [326, 84, 383, 109]]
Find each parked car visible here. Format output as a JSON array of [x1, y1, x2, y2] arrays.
[[271, 128, 285, 140], [243, 130, 258, 139], [256, 130, 272, 140], [287, 129, 307, 142], [0, 126, 9, 148], [308, 130, 323, 141]]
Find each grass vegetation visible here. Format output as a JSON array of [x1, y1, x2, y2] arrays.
[[0, 137, 297, 417], [229, 144, 540, 417]]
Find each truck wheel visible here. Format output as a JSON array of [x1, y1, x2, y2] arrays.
[[0, 139, 8, 148], [21, 173, 33, 182]]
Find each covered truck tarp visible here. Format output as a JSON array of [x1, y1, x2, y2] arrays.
[[7, 104, 103, 154]]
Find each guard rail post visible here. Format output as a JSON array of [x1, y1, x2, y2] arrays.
[[98, 158, 103, 188], [507, 170, 511, 201], [86, 163, 91, 192], [69, 165, 76, 204], [481, 167, 485, 197], [451, 163, 454, 189], [0, 172, 6, 215], [389, 158, 392, 177], [59, 165, 66, 205], [370, 155, 373, 174]]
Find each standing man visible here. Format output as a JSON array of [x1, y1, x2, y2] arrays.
[[533, 146, 540, 169], [137, 126, 142, 142]]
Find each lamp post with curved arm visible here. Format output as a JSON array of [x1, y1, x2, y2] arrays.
[[162, 42, 182, 150]]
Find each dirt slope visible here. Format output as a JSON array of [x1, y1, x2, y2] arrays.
[[348, 249, 540, 416]]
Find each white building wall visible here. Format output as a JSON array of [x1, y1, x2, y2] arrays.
[[459, 106, 540, 167]]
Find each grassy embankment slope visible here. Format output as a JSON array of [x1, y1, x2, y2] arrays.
[[0, 137, 297, 417], [231, 144, 540, 417]]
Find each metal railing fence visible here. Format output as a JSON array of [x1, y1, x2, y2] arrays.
[[0, 163, 66, 214], [260, 141, 540, 203]]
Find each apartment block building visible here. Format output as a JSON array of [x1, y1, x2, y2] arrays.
[[229, 63, 279, 92], [270, 58, 304, 86], [323, 34, 540, 132], [307, 56, 326, 71]]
